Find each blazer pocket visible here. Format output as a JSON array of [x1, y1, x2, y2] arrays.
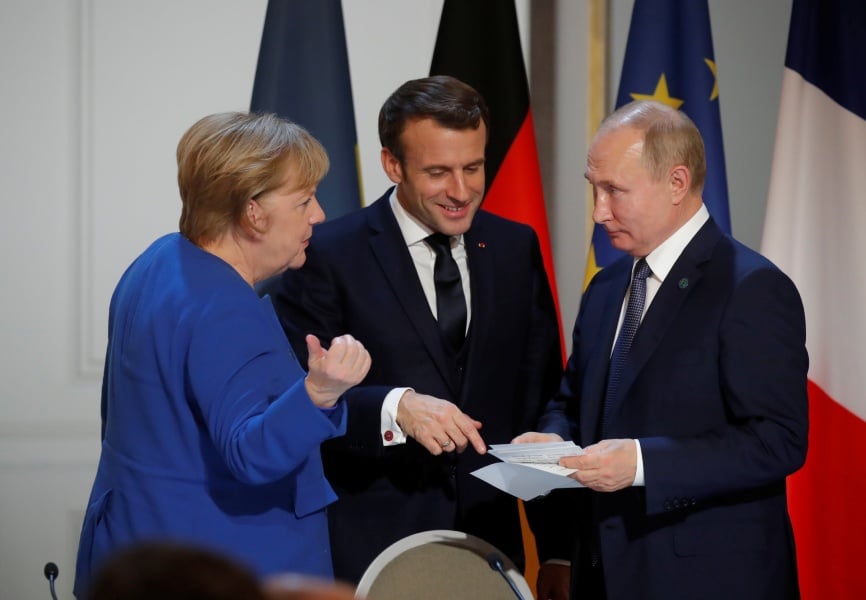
[[74, 488, 112, 591], [292, 472, 338, 519], [673, 516, 768, 557], [668, 346, 710, 367]]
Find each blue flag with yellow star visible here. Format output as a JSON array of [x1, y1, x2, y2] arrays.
[[585, 0, 730, 286]]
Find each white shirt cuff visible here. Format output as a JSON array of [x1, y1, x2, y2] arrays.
[[633, 438, 645, 486], [381, 387, 412, 445]]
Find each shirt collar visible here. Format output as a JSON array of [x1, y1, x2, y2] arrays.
[[643, 203, 710, 282], [388, 188, 465, 248]]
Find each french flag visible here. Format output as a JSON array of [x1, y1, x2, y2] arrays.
[[761, 0, 866, 597]]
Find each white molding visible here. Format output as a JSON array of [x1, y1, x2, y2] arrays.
[[0, 420, 99, 467], [73, 0, 103, 378]]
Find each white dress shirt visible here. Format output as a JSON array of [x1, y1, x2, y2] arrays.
[[380, 190, 472, 445], [614, 204, 710, 485]]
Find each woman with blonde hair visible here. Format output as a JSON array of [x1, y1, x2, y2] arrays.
[[74, 112, 370, 598]]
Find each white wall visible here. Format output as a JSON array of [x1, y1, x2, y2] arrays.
[[0, 1, 791, 598]]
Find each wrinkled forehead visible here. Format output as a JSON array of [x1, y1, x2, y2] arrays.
[[586, 128, 646, 175]]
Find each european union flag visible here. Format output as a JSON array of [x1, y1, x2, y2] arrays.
[[586, 0, 730, 285], [251, 0, 362, 219]]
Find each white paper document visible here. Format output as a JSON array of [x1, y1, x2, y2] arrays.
[[471, 441, 585, 501]]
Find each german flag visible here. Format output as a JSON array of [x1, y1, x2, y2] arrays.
[[430, 0, 561, 588], [430, 0, 561, 333]]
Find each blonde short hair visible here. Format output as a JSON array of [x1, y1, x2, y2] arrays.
[[177, 112, 328, 245]]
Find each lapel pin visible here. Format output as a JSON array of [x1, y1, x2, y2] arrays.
[[678, 278, 689, 289], [477, 242, 486, 248]]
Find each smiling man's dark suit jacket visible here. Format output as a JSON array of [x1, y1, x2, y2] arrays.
[[266, 190, 564, 583], [539, 217, 808, 599]]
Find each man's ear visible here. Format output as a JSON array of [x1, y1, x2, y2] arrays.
[[669, 165, 691, 205], [381, 147, 403, 185]]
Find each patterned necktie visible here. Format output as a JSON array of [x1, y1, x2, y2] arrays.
[[601, 258, 651, 436], [426, 233, 467, 351]]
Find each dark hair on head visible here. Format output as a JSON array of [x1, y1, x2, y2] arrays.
[[378, 75, 489, 163], [85, 542, 267, 600]]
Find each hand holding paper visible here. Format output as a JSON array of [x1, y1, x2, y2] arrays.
[[470, 441, 585, 501]]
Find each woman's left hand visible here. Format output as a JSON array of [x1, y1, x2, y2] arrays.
[[303, 334, 371, 408]]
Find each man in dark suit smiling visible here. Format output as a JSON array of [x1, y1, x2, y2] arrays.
[[265, 76, 566, 591]]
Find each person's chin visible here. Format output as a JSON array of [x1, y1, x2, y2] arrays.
[[268, 254, 305, 279], [606, 232, 631, 251], [288, 251, 307, 270]]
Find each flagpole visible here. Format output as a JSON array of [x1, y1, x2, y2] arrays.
[[585, 0, 608, 240], [587, 0, 608, 167], [584, 0, 608, 288]]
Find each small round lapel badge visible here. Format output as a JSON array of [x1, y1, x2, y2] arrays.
[[678, 278, 689, 289]]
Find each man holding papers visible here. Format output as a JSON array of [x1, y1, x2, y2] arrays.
[[515, 101, 808, 600]]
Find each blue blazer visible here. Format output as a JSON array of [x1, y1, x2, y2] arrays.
[[74, 234, 347, 597], [540, 218, 808, 599], [266, 191, 564, 583]]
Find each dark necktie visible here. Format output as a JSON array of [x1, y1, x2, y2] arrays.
[[426, 233, 467, 351], [601, 258, 651, 436]]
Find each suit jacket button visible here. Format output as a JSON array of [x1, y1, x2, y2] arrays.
[[672, 498, 680, 509], [664, 501, 672, 511]]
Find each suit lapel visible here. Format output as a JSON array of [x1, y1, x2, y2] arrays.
[[365, 196, 461, 395], [580, 260, 632, 444], [460, 220, 494, 402], [615, 219, 723, 406]]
